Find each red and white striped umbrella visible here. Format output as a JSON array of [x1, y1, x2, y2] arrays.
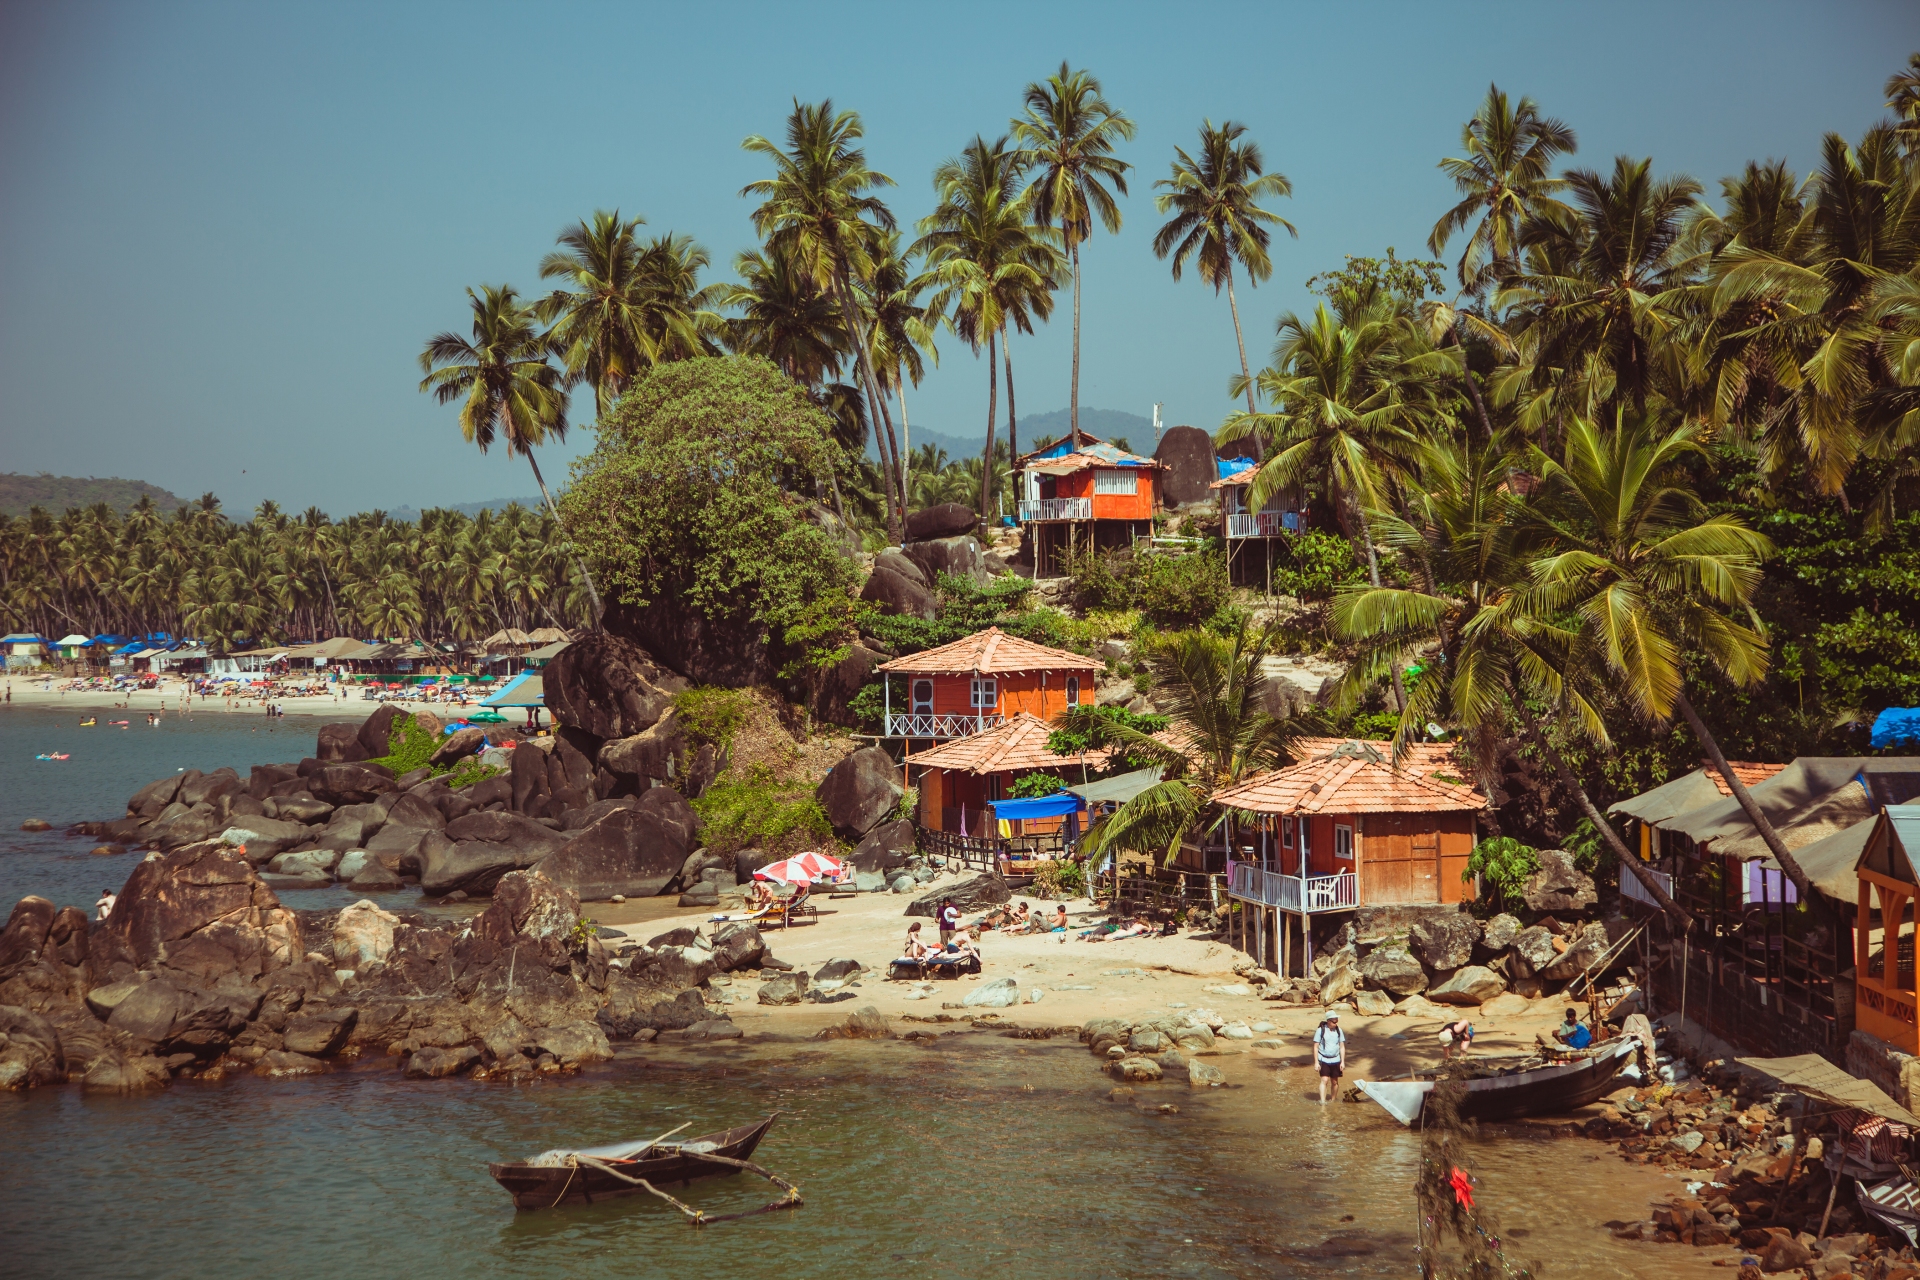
[[752, 858, 816, 886], [789, 851, 845, 879]]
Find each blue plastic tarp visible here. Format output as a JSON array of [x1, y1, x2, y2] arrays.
[[1216, 456, 1256, 480], [1872, 707, 1920, 749], [990, 792, 1087, 820]]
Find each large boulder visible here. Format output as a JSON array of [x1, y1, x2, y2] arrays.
[[1523, 850, 1598, 914], [816, 747, 903, 839], [471, 870, 581, 948], [316, 723, 370, 763], [307, 764, 397, 807], [962, 976, 1022, 1008], [811, 642, 883, 729], [430, 727, 487, 766], [905, 503, 978, 542], [1540, 922, 1612, 982], [332, 899, 399, 968], [217, 818, 315, 864], [873, 548, 928, 589], [1506, 926, 1559, 979], [602, 596, 773, 690], [1153, 425, 1220, 508], [1426, 965, 1508, 1006], [901, 535, 987, 588], [1478, 912, 1522, 953], [1357, 946, 1428, 997], [905, 872, 1011, 918], [598, 713, 688, 789], [710, 921, 768, 973], [419, 812, 568, 897], [179, 767, 242, 808], [264, 796, 334, 825], [540, 803, 692, 900], [1408, 913, 1481, 972], [362, 791, 445, 868], [850, 819, 916, 873], [128, 774, 184, 819], [89, 842, 302, 985], [0, 897, 57, 981], [0, 1005, 65, 1089], [357, 705, 404, 760], [150, 803, 224, 851], [860, 564, 937, 621]]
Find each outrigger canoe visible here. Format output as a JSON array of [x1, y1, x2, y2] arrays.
[[489, 1115, 778, 1210], [1356, 1036, 1641, 1126]]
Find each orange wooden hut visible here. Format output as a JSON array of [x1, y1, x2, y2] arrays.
[[875, 627, 1104, 743]]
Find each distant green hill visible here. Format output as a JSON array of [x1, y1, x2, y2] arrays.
[[0, 473, 187, 517], [868, 406, 1158, 464]]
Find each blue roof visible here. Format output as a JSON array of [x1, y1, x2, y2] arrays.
[[1873, 708, 1920, 750], [1, 634, 45, 644], [1216, 457, 1257, 481]]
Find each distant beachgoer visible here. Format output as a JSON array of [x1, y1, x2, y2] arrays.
[[96, 890, 116, 922], [938, 898, 960, 946], [1315, 1011, 1346, 1103], [1050, 904, 1068, 932], [1551, 1008, 1592, 1050], [1439, 1019, 1475, 1059]]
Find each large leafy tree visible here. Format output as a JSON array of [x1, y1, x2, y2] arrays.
[[913, 134, 1060, 519], [1012, 62, 1134, 449], [418, 283, 601, 619], [1153, 119, 1296, 425], [742, 100, 905, 543]]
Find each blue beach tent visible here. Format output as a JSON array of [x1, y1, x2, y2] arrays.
[[1872, 708, 1920, 750]]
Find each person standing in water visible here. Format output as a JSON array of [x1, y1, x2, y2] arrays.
[[1314, 1010, 1347, 1103]]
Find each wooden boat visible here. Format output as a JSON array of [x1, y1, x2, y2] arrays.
[[1356, 1036, 1641, 1126], [488, 1115, 778, 1210]]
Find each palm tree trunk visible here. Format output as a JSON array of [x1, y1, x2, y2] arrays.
[[981, 329, 999, 523], [520, 447, 602, 624], [873, 384, 909, 530], [1070, 243, 1082, 449], [1512, 698, 1691, 926], [1005, 335, 1018, 467], [900, 385, 912, 511], [1225, 266, 1262, 457], [1348, 492, 1407, 711], [1445, 317, 1497, 443], [1674, 690, 1812, 901], [832, 277, 902, 545]]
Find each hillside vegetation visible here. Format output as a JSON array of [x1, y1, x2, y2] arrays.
[[0, 473, 184, 517]]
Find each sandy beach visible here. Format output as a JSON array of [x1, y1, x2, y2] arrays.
[[1, 675, 488, 720]]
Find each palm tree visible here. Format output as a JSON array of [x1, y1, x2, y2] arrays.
[[912, 134, 1058, 520], [1428, 85, 1578, 294], [1056, 621, 1314, 865], [417, 283, 601, 620], [742, 100, 904, 543], [1153, 119, 1296, 425], [1013, 62, 1135, 449], [722, 242, 849, 385], [1522, 411, 1809, 898], [862, 231, 940, 520], [1329, 439, 1690, 920], [1888, 52, 1920, 158]]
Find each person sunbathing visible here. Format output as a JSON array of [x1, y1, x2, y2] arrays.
[[903, 922, 932, 959], [1050, 904, 1069, 932], [1086, 915, 1155, 943], [972, 905, 1012, 931]]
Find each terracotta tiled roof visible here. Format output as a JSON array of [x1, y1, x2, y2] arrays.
[[1212, 743, 1485, 815], [1293, 738, 1467, 784], [907, 712, 1110, 776], [1704, 761, 1788, 795], [877, 627, 1104, 676]]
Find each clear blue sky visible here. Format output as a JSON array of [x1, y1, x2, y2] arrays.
[[2, 1, 1914, 516]]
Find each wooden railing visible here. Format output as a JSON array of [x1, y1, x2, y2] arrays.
[[1227, 864, 1356, 913], [1017, 497, 1093, 523], [1225, 511, 1302, 539], [915, 824, 1070, 877], [886, 712, 1003, 739], [1110, 870, 1220, 913]]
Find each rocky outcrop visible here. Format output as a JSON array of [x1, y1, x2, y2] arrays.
[[90, 843, 302, 986], [816, 746, 903, 839], [306, 763, 398, 807], [1426, 965, 1508, 1006], [905, 503, 978, 542], [542, 629, 686, 743], [603, 597, 773, 690], [331, 900, 399, 969], [0, 1004, 66, 1089], [356, 705, 404, 759], [539, 793, 695, 901], [1153, 425, 1219, 508], [1358, 946, 1428, 996], [850, 819, 916, 872], [419, 812, 568, 897], [860, 563, 937, 620], [902, 535, 988, 588], [905, 873, 1011, 918], [316, 723, 370, 763], [1523, 850, 1598, 914], [1408, 913, 1481, 971]]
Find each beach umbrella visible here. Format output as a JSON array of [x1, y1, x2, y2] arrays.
[[752, 858, 816, 886], [789, 851, 845, 879]]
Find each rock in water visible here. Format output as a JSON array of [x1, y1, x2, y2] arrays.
[[1522, 850, 1597, 913], [1425, 965, 1508, 1006], [19, 819, 51, 832], [332, 899, 399, 968], [904, 872, 1011, 918], [81, 1047, 170, 1091], [1408, 913, 1481, 971], [816, 747, 904, 838], [0, 1005, 66, 1089], [534, 1021, 613, 1066], [962, 977, 1022, 1008], [404, 1045, 480, 1079], [1113, 1056, 1163, 1083], [1187, 1058, 1226, 1088], [89, 842, 302, 985]]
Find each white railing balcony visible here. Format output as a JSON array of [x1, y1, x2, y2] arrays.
[[1017, 497, 1093, 523], [885, 712, 1005, 739], [1227, 863, 1357, 913], [1619, 866, 1674, 910], [1226, 511, 1300, 539]]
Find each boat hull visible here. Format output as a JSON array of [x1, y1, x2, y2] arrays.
[[1357, 1038, 1639, 1126], [488, 1115, 777, 1210]]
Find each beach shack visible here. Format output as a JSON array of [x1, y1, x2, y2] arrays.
[[904, 711, 1105, 875], [483, 668, 548, 729], [1213, 740, 1485, 975], [874, 627, 1103, 742], [1211, 457, 1311, 588], [2, 634, 47, 670], [1012, 435, 1165, 576]]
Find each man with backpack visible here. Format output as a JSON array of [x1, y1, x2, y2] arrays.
[[1315, 1009, 1346, 1103]]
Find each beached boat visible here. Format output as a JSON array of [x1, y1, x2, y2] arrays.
[[488, 1115, 778, 1210], [1356, 1036, 1641, 1126]]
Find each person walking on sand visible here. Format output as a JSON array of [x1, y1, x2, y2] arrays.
[[938, 898, 960, 947], [1314, 1009, 1346, 1104]]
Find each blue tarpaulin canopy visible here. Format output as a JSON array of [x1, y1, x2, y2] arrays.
[[1872, 708, 1920, 749], [989, 792, 1087, 820], [1216, 456, 1256, 481]]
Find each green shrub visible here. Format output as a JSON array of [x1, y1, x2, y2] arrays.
[[1271, 530, 1364, 600], [1464, 836, 1540, 909], [441, 755, 502, 791], [368, 711, 502, 789], [1009, 772, 1065, 798], [674, 686, 754, 753], [1033, 857, 1087, 898], [691, 765, 836, 856], [1128, 550, 1230, 628]]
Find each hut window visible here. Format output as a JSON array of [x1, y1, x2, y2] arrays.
[[1094, 470, 1138, 495], [1334, 824, 1354, 860], [1065, 676, 1080, 705], [970, 678, 997, 708], [1281, 817, 1295, 848]]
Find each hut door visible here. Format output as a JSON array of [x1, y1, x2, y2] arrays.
[[1409, 828, 1441, 902], [1362, 814, 1441, 905]]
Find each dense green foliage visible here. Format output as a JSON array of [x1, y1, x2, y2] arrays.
[[1268, 530, 1365, 600], [1463, 836, 1540, 910], [366, 711, 504, 790], [672, 687, 755, 754], [1008, 771, 1066, 797], [560, 357, 858, 657], [1046, 703, 1170, 763], [1070, 547, 1233, 629], [690, 765, 837, 856]]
